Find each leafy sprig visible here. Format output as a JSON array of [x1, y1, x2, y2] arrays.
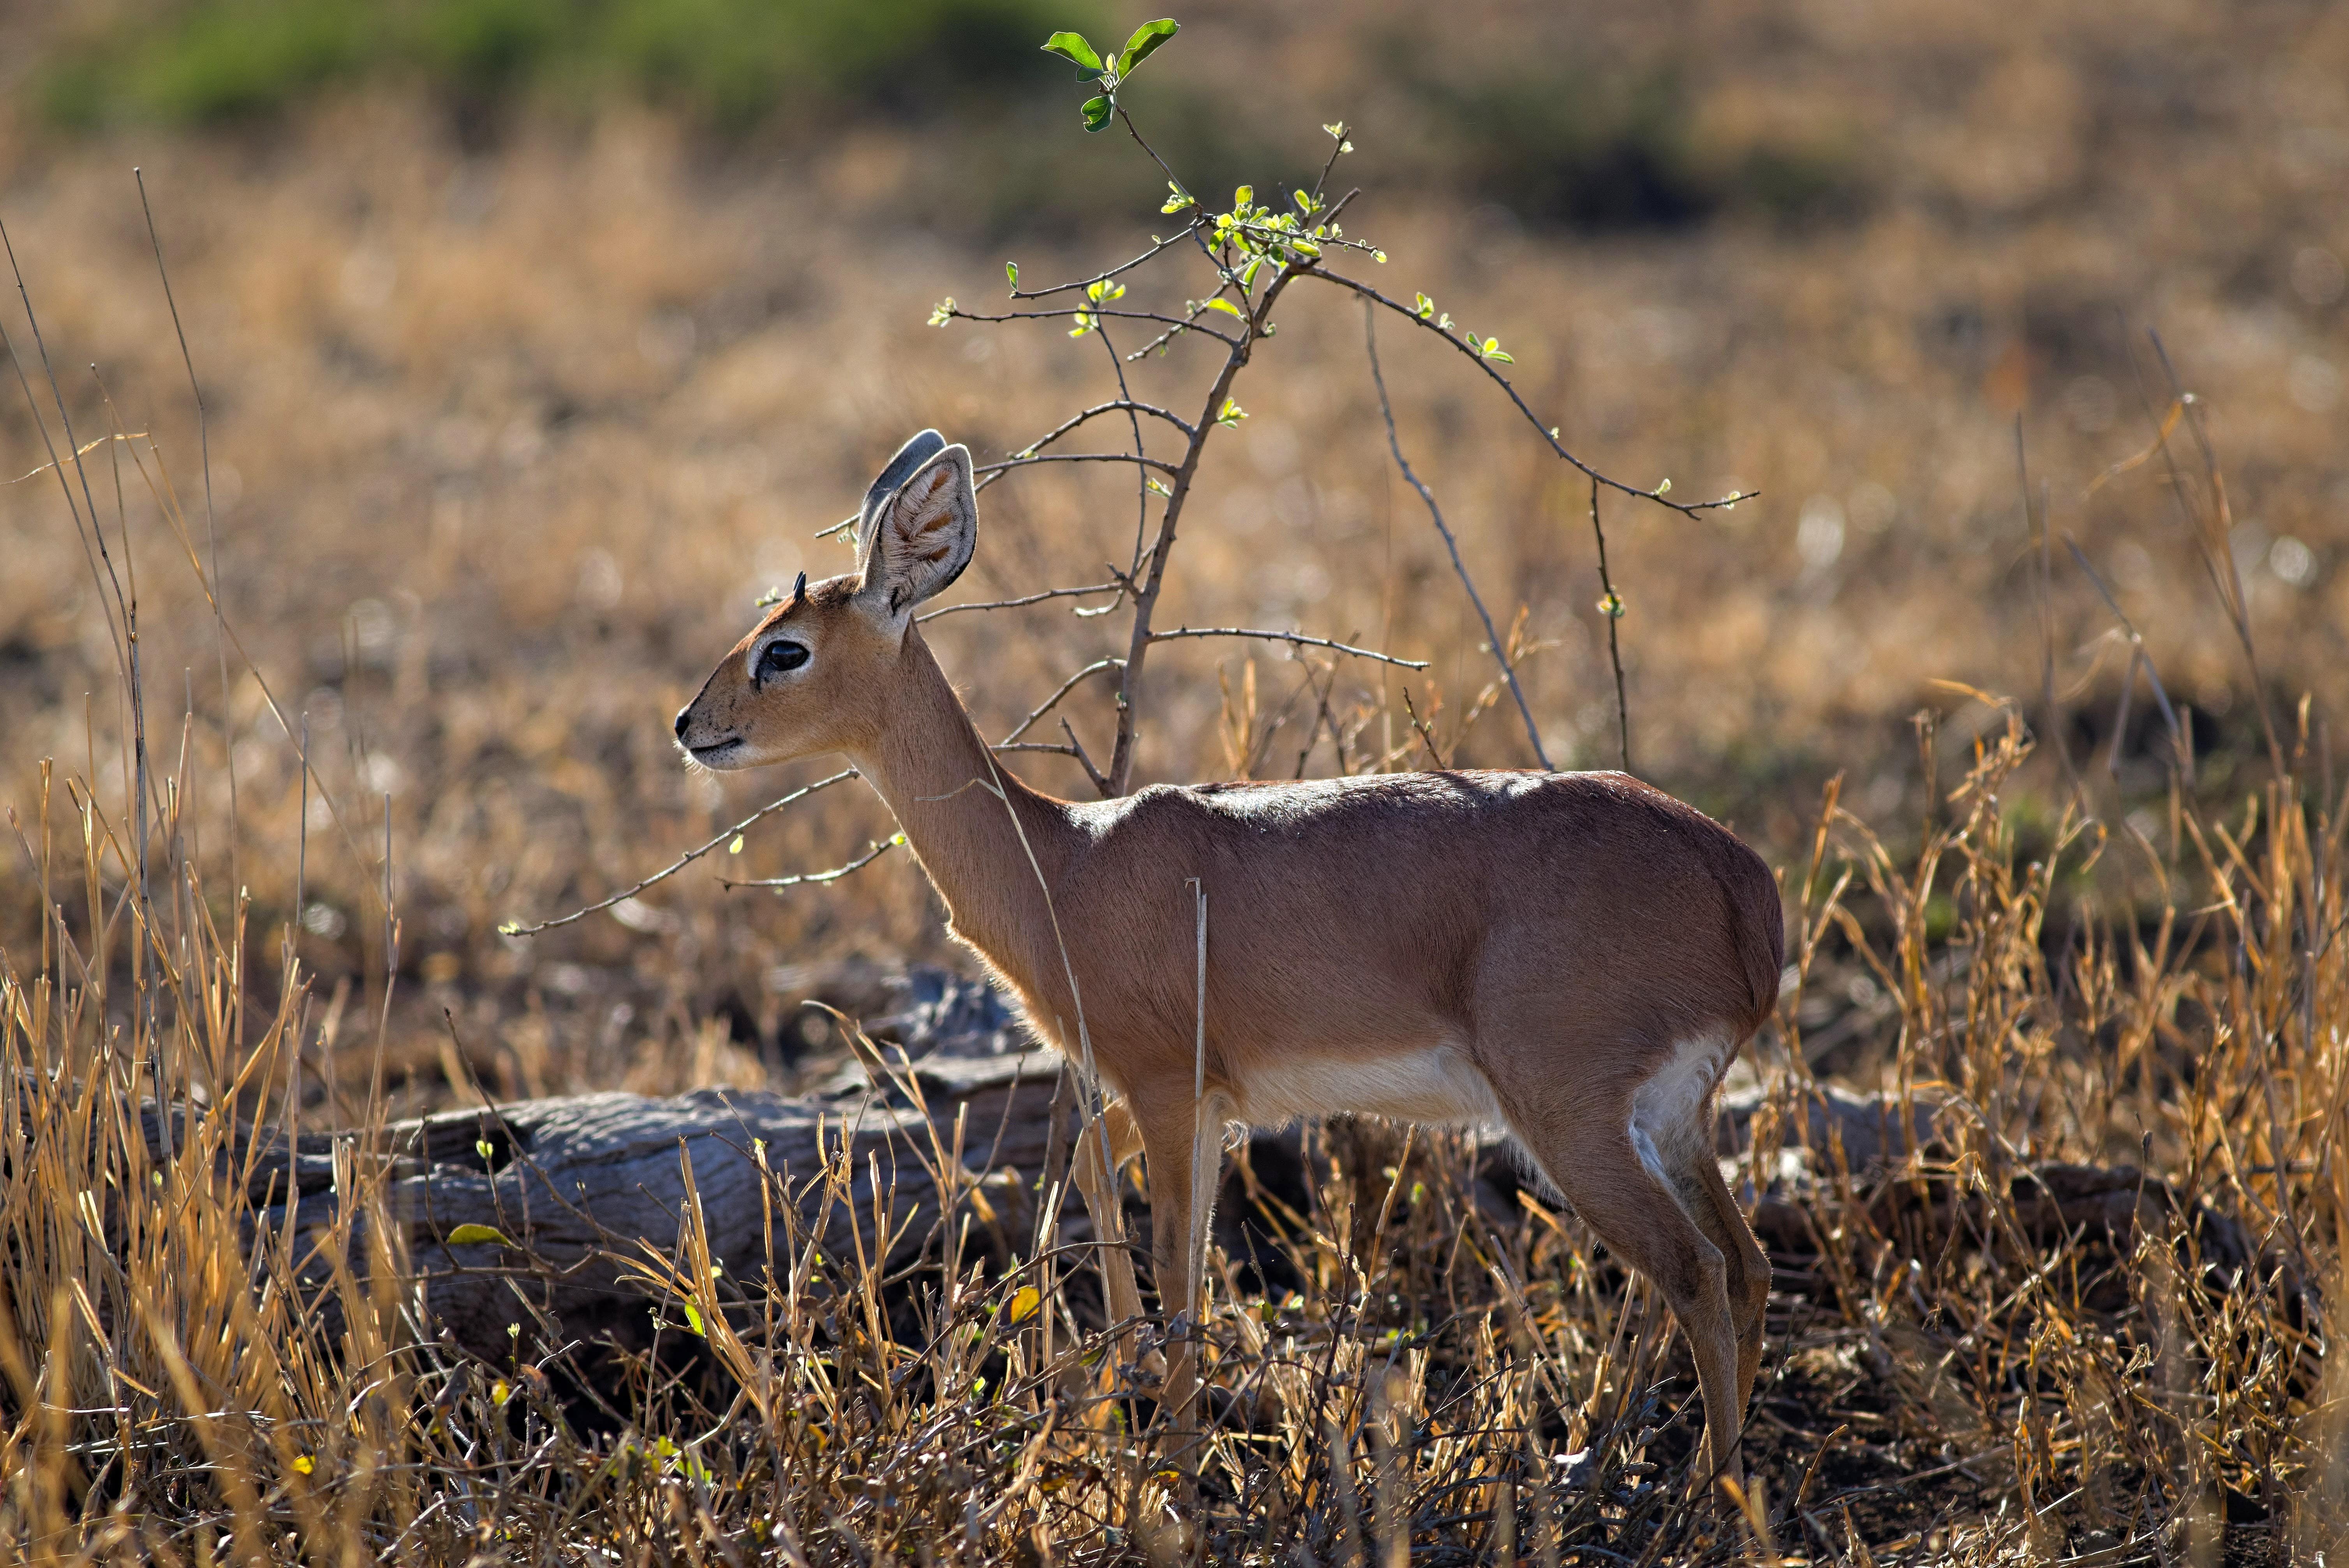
[[1042, 19, 1179, 132]]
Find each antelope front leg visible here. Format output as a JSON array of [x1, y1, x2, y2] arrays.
[[1069, 1103, 1146, 1339], [1135, 1093, 1226, 1451]]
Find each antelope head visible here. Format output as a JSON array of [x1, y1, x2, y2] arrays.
[[673, 429, 977, 770]]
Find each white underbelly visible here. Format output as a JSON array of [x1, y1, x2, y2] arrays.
[[1231, 1045, 1504, 1131]]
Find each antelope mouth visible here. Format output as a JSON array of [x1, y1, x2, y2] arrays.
[[683, 736, 747, 767]]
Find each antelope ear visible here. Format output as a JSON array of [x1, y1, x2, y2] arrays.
[[855, 429, 947, 552], [855, 444, 976, 622]]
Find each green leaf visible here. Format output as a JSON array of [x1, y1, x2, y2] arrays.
[[447, 1224, 514, 1247], [727, 834, 744, 854], [1040, 31, 1101, 71], [927, 298, 955, 327], [1080, 93, 1114, 132], [1232, 184, 1253, 210], [1414, 292, 1435, 319], [1006, 261, 1019, 289], [682, 1302, 706, 1337], [475, 1138, 496, 1165], [1216, 397, 1248, 427], [496, 920, 522, 936], [1116, 19, 1178, 74], [1203, 298, 1246, 319], [1160, 182, 1193, 213]]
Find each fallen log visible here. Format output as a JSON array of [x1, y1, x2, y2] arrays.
[[231, 1048, 1070, 1363]]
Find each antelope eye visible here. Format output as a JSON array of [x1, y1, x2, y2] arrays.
[[758, 640, 809, 678]]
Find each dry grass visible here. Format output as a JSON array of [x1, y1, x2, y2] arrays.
[[2, 671, 2344, 1562], [2, 0, 2347, 1559]]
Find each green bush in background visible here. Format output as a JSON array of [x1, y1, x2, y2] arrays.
[[33, 2, 1864, 240], [42, 0, 1090, 131]]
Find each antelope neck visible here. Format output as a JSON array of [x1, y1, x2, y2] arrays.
[[846, 627, 1082, 990]]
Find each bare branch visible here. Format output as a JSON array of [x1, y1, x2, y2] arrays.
[[1087, 316, 1158, 584], [1310, 269, 1750, 520], [500, 768, 857, 935], [974, 453, 1181, 481], [999, 658, 1124, 746], [820, 447, 1188, 539], [1017, 398, 1198, 449], [1122, 307, 1222, 362], [1061, 719, 1112, 797], [722, 835, 899, 891], [1008, 222, 1207, 300], [1149, 626, 1428, 671], [1363, 306, 1552, 769], [943, 305, 1239, 348], [1588, 478, 1630, 772], [919, 582, 1123, 622]]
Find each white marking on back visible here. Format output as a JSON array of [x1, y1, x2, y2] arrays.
[[1068, 771, 1558, 842], [1234, 1045, 1503, 1133], [1628, 1032, 1732, 1184]]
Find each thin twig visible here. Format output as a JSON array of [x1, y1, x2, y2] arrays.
[[943, 305, 1239, 347], [1017, 397, 1198, 447], [999, 659, 1124, 747], [1007, 223, 1206, 300], [1088, 315, 1156, 584], [974, 453, 1181, 479], [722, 836, 900, 891], [500, 768, 856, 934], [1400, 688, 1447, 769], [1060, 719, 1111, 797], [919, 582, 1123, 622], [1363, 305, 1551, 769], [1590, 478, 1630, 772], [1150, 626, 1427, 671], [1315, 269, 1748, 519]]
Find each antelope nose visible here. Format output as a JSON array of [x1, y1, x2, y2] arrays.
[[673, 707, 692, 740]]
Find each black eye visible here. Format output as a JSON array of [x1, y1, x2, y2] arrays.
[[759, 640, 809, 678]]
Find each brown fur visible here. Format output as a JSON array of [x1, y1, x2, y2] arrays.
[[675, 440, 1785, 1488]]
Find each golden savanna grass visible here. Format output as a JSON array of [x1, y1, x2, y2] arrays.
[[1, 0, 2346, 1559]]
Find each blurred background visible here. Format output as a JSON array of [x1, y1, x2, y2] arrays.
[[1, 0, 2344, 1112]]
